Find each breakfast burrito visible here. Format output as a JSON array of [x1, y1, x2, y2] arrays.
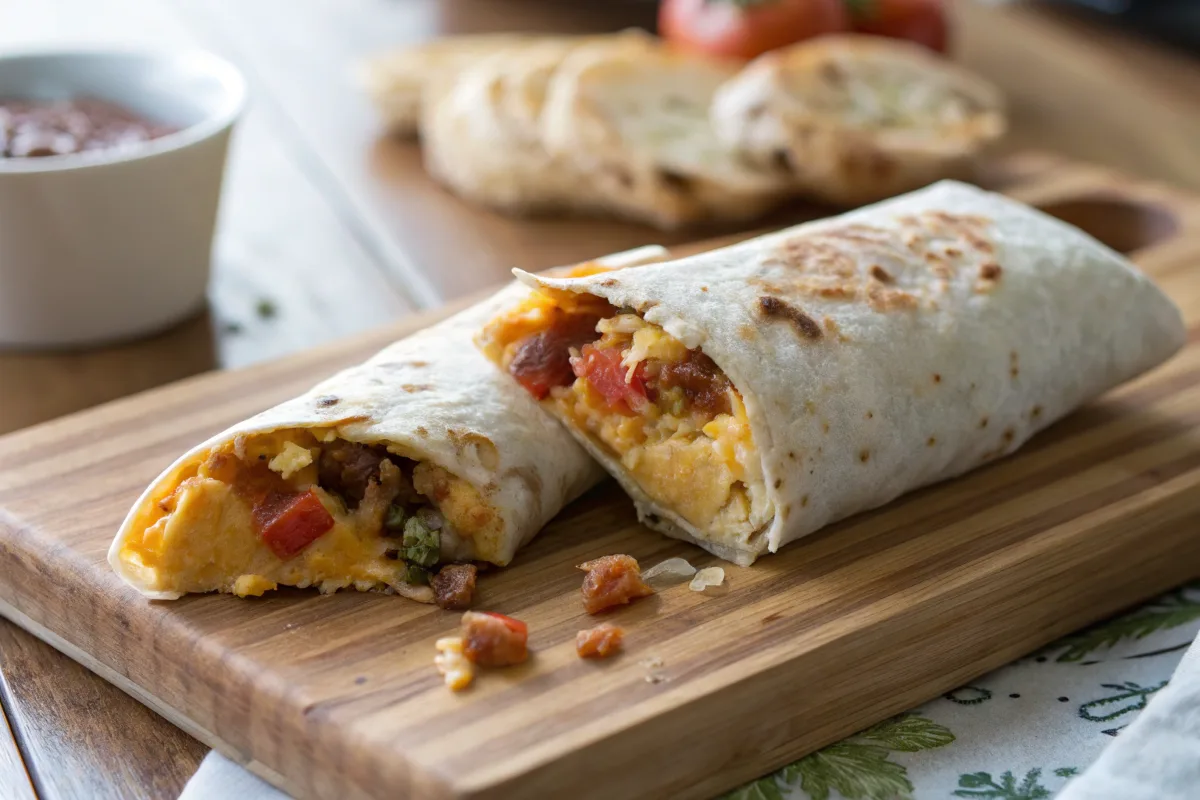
[[110, 246, 668, 605], [479, 182, 1185, 566]]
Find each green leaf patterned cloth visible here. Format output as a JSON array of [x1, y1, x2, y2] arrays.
[[724, 580, 1200, 800], [180, 581, 1200, 800]]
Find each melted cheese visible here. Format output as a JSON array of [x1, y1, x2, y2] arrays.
[[118, 429, 501, 600], [555, 317, 772, 541]]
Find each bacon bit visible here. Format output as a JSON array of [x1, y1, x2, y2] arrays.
[[578, 555, 655, 614], [461, 611, 528, 667], [509, 311, 601, 399], [576, 623, 624, 659], [253, 489, 334, 559], [434, 636, 475, 691], [653, 351, 732, 416], [431, 563, 477, 610]]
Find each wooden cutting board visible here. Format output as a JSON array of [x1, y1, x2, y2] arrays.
[[0, 153, 1198, 800]]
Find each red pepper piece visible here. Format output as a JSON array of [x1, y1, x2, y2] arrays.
[[253, 489, 335, 559]]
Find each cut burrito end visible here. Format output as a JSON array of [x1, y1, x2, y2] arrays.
[[481, 182, 1186, 568], [479, 291, 773, 564], [112, 427, 507, 604]]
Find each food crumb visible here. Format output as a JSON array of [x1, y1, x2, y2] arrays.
[[576, 623, 624, 659], [434, 636, 475, 691], [641, 557, 696, 589], [578, 554, 655, 614], [689, 567, 725, 592]]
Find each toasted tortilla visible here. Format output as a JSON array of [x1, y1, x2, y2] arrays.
[[509, 182, 1186, 565], [109, 246, 667, 600]]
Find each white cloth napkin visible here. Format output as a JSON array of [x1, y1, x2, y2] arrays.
[[179, 583, 1200, 800]]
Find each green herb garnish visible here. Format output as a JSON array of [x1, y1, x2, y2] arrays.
[[384, 503, 407, 531], [401, 516, 440, 567], [403, 564, 431, 585], [255, 298, 278, 320]]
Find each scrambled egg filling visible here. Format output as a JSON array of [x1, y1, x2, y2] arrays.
[[482, 297, 772, 544], [118, 429, 498, 599]]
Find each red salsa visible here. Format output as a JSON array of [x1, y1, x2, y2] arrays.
[[0, 97, 177, 159]]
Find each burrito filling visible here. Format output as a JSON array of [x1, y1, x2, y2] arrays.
[[117, 429, 499, 605], [482, 291, 772, 545]]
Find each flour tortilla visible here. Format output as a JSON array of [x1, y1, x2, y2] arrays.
[[110, 246, 668, 599], [516, 181, 1186, 565]]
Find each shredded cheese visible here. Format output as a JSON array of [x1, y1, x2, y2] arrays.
[[267, 441, 314, 479]]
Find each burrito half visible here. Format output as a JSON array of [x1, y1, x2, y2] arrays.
[[479, 182, 1185, 565], [109, 246, 667, 604]]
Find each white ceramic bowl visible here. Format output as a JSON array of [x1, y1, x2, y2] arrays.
[[0, 49, 246, 348]]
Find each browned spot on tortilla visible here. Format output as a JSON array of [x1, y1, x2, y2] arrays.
[[804, 401, 817, 416], [600, 278, 619, 288], [980, 416, 989, 428], [1011, 367, 1020, 378], [822, 422, 830, 434], [700, 286, 709, 293], [410, 361, 429, 368], [859, 449, 870, 463], [637, 300, 658, 313], [980, 262, 1002, 281], [800, 495, 809, 507], [316, 395, 339, 408], [738, 324, 758, 341], [945, 247, 962, 258], [822, 316, 840, 336], [416, 426, 429, 437], [932, 373, 942, 384], [746, 103, 766, 120], [967, 233, 996, 254], [401, 384, 432, 393], [970, 382, 978, 391], [780, 504, 791, 521], [448, 429, 499, 471], [869, 265, 893, 283], [1003, 428, 1015, 444], [758, 296, 822, 340], [927, 436, 937, 446], [865, 410, 874, 420], [1031, 405, 1043, 419], [1010, 350, 1020, 378], [788, 451, 797, 461], [773, 478, 782, 489], [658, 168, 693, 193], [866, 282, 919, 311]]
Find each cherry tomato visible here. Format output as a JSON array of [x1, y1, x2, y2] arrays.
[[659, 0, 851, 60], [847, 0, 949, 53]]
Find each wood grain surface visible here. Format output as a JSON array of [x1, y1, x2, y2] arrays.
[[0, 624, 209, 800], [2, 0, 1200, 797], [0, 706, 36, 800], [0, 154, 1198, 800]]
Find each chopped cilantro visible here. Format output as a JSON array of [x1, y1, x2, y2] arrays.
[[402, 516, 440, 567]]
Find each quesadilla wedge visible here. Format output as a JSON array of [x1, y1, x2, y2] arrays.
[[479, 182, 1185, 565], [110, 246, 668, 604]]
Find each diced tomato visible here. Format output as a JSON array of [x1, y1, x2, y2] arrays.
[[253, 489, 335, 559], [481, 611, 527, 636], [571, 344, 649, 415], [848, 0, 949, 54], [461, 611, 529, 667]]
